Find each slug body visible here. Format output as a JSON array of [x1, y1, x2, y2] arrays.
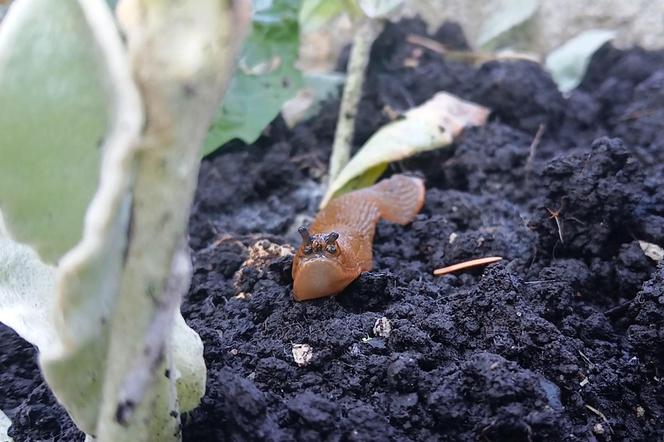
[[292, 174, 425, 301]]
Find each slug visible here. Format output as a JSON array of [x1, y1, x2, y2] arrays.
[[292, 174, 425, 301]]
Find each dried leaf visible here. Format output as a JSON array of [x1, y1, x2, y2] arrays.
[[545, 29, 616, 93], [477, 0, 539, 50], [281, 72, 344, 128], [321, 92, 489, 207], [639, 240, 664, 262]]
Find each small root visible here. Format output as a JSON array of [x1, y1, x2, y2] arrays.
[[546, 205, 565, 244], [525, 123, 545, 177]]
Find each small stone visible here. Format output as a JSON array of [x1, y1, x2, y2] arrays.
[[593, 423, 604, 435], [373, 317, 392, 338], [229, 348, 238, 356], [449, 232, 458, 244], [292, 343, 313, 367], [639, 240, 664, 262], [636, 406, 645, 418], [580, 378, 589, 387]]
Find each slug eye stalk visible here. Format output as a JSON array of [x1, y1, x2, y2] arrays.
[[324, 232, 339, 244], [298, 226, 312, 244]]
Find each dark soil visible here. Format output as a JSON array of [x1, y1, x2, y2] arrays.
[[3, 18, 664, 442]]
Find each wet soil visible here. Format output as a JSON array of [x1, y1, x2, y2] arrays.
[[2, 19, 664, 442]]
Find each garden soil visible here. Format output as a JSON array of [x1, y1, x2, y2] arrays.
[[2, 19, 664, 441]]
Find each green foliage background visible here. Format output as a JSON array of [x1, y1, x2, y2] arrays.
[[203, 0, 303, 154]]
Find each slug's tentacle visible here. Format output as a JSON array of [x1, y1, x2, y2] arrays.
[[298, 226, 312, 244], [292, 174, 425, 301], [324, 231, 339, 244]]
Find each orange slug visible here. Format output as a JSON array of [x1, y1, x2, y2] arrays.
[[292, 174, 426, 301]]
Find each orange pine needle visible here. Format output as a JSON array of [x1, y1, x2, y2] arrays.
[[433, 256, 503, 276]]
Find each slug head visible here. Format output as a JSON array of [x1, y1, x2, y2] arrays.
[[292, 227, 355, 300], [298, 227, 339, 256]]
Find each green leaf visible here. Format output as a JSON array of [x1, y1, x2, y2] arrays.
[[0, 0, 109, 264], [545, 29, 616, 93], [0, 218, 58, 354], [477, 0, 539, 50], [299, 0, 358, 32], [332, 162, 388, 198], [0, 0, 207, 437], [1, 206, 205, 435], [321, 92, 489, 207], [253, 0, 296, 23], [171, 311, 207, 412], [203, 0, 302, 154], [357, 0, 404, 18], [0, 409, 11, 442]]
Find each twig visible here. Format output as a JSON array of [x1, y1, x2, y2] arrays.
[[525, 123, 545, 177], [578, 349, 595, 369], [603, 299, 634, 318], [433, 256, 503, 276], [523, 280, 559, 284], [405, 33, 539, 64], [615, 107, 659, 122], [406, 33, 448, 54], [328, 18, 384, 181], [585, 404, 613, 434]]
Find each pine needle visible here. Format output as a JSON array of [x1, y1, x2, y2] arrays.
[[433, 256, 503, 276]]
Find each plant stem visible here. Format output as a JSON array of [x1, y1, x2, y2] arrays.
[[328, 18, 384, 182], [95, 0, 249, 440]]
